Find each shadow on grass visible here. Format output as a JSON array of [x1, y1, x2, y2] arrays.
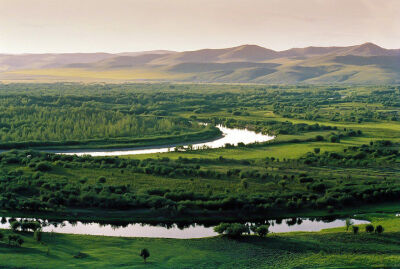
[[215, 231, 400, 255]]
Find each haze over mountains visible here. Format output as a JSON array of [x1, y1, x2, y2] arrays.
[[1, 43, 399, 84]]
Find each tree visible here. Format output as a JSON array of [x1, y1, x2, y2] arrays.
[[35, 162, 52, 172], [314, 148, 320, 154], [352, 226, 359, 234], [365, 224, 374, 233], [16, 238, 24, 247], [214, 223, 249, 238], [345, 218, 354, 231], [140, 248, 150, 264], [330, 135, 340, 143], [98, 176, 106, 183], [375, 225, 384, 234], [8, 235, 21, 246], [214, 223, 230, 235], [255, 225, 269, 237]]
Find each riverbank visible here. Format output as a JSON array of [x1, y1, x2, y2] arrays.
[[0, 125, 222, 151], [0, 213, 398, 268]]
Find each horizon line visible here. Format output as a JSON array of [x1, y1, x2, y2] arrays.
[[1, 42, 398, 55]]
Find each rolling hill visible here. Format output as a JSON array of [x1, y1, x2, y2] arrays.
[[1, 43, 399, 84]]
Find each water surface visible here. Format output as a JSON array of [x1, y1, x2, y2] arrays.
[[0, 217, 369, 239]]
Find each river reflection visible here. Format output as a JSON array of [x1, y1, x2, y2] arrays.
[[0, 216, 369, 239]]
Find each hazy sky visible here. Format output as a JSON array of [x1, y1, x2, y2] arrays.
[[1, 0, 399, 53]]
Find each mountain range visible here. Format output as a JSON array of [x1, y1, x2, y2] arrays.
[[1, 43, 399, 84]]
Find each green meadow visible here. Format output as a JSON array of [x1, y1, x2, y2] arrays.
[[0, 83, 399, 268]]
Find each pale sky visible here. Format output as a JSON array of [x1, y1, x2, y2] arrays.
[[1, 0, 399, 53]]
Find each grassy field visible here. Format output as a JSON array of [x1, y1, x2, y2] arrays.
[[0, 213, 399, 268], [2, 68, 190, 83]]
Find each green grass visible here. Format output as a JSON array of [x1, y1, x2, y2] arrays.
[[0, 213, 399, 268]]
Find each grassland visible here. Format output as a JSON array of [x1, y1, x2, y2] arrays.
[[2, 68, 190, 83], [0, 83, 399, 268]]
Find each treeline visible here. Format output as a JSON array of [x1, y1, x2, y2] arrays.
[[0, 106, 204, 143], [0, 149, 399, 217], [302, 140, 399, 167], [273, 88, 400, 123], [206, 117, 337, 135]]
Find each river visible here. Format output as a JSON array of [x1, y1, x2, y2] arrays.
[[52, 125, 275, 156], [1, 217, 370, 239]]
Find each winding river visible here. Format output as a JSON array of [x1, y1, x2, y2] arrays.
[[53, 125, 275, 156], [0, 126, 375, 238]]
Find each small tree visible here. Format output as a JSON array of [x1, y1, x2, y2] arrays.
[[314, 148, 321, 154], [214, 223, 230, 235], [16, 238, 24, 247], [345, 218, 354, 231], [330, 135, 340, 143], [375, 225, 384, 234], [140, 248, 150, 264], [352, 226, 359, 234], [365, 224, 374, 233], [35, 162, 52, 172], [8, 235, 21, 246], [255, 225, 269, 237]]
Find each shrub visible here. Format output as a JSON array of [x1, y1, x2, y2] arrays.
[[330, 135, 340, 143], [98, 177, 106, 183], [375, 225, 384, 234], [17, 238, 24, 247], [365, 224, 374, 233], [34, 162, 52, 172], [299, 177, 313, 183], [311, 183, 326, 193], [73, 251, 89, 259], [214, 223, 249, 238], [352, 226, 359, 234], [255, 225, 269, 237], [8, 234, 23, 246]]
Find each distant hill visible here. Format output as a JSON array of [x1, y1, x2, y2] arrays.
[[1, 43, 399, 84]]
